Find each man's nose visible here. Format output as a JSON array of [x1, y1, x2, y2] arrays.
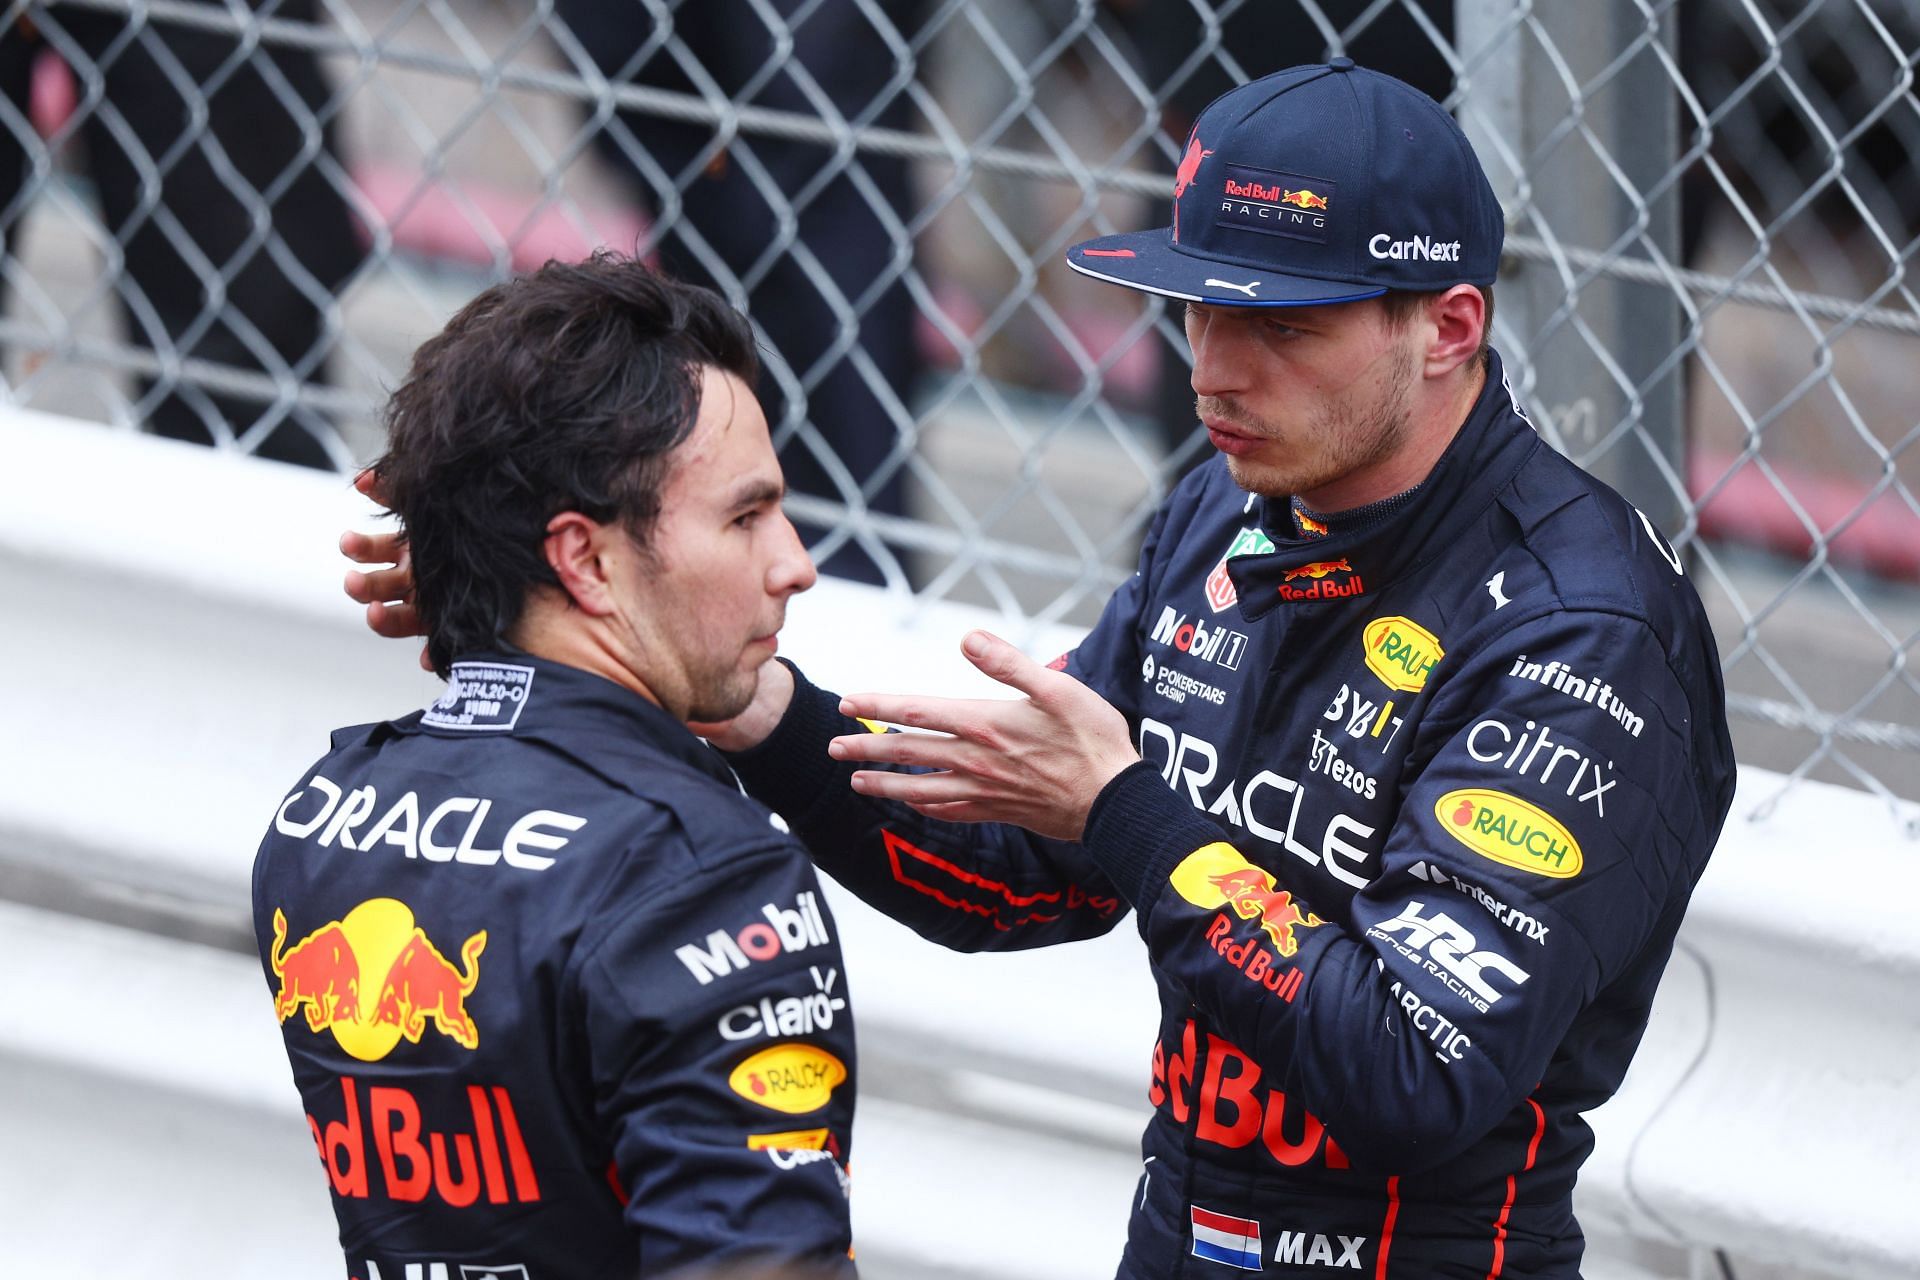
[[769, 510, 819, 596], [1188, 313, 1249, 399]]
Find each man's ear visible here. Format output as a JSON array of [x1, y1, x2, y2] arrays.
[[543, 511, 620, 616], [1423, 284, 1486, 379]]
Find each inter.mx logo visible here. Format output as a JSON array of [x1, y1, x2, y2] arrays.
[[1151, 606, 1248, 671]]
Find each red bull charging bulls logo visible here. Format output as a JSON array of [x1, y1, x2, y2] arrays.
[[1172, 132, 1213, 242], [270, 899, 486, 1060], [1171, 843, 1324, 957], [1282, 558, 1352, 583]]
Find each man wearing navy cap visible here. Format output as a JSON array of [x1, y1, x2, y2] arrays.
[[349, 62, 1736, 1280]]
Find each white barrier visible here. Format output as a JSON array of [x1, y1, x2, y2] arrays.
[[2, 411, 1914, 1280]]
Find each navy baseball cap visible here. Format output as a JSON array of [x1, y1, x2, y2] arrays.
[[1067, 60, 1504, 307]]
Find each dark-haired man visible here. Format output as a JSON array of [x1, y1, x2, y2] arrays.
[[259, 254, 856, 1279], [349, 65, 1734, 1280]]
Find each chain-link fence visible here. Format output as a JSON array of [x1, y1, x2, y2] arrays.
[[2, 0, 1914, 832]]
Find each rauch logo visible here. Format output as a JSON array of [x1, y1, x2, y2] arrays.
[[1362, 616, 1444, 693], [1434, 788, 1584, 878]]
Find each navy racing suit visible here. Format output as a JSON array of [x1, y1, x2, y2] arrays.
[[254, 653, 858, 1280], [725, 351, 1735, 1278]]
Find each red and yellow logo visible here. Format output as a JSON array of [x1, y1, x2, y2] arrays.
[[728, 1044, 849, 1115], [270, 899, 486, 1061], [1436, 789, 1583, 878], [1283, 558, 1352, 582], [1363, 616, 1444, 692], [1170, 843, 1324, 957]]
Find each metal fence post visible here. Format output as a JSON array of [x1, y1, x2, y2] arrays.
[[1457, 0, 1686, 532]]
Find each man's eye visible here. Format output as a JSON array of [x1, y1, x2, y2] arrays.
[[733, 510, 761, 530], [1266, 320, 1302, 338]]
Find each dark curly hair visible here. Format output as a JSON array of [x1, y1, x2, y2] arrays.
[[374, 252, 759, 677]]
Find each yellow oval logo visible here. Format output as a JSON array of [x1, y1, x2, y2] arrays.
[[728, 1044, 848, 1114], [1434, 789, 1583, 878], [1363, 616, 1444, 692]]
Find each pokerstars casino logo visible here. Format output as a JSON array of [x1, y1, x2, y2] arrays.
[[1206, 527, 1277, 612]]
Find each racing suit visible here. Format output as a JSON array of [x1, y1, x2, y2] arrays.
[[253, 653, 857, 1280], [726, 351, 1735, 1278]]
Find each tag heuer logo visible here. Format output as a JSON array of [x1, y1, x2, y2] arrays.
[[1205, 526, 1277, 612]]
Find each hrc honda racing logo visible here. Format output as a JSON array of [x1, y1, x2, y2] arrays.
[[1367, 900, 1531, 1014], [675, 893, 833, 985]]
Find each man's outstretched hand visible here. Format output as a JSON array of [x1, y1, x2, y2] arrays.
[[827, 631, 1139, 842], [342, 468, 429, 668]]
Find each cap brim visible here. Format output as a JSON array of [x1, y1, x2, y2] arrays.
[[1066, 229, 1386, 308]]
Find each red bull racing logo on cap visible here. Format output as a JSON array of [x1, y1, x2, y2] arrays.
[[1218, 164, 1335, 244], [270, 899, 486, 1060]]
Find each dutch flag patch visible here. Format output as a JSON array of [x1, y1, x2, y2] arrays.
[[1190, 1205, 1263, 1270]]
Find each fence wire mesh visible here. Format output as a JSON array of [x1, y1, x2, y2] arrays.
[[2, 0, 1914, 832]]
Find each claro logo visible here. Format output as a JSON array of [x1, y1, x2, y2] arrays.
[[1362, 616, 1443, 692], [1435, 788, 1584, 878]]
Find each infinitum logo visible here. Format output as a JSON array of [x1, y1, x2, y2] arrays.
[[1506, 655, 1644, 737]]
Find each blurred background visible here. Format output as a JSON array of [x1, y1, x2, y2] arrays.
[[1, 1, 1917, 1278]]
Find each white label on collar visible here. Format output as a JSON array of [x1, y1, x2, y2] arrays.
[[424, 662, 536, 732]]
